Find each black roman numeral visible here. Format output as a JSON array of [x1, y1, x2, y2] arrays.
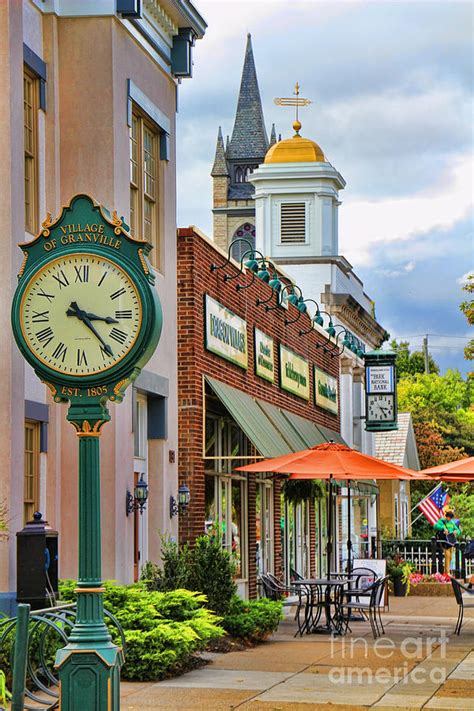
[[36, 327, 54, 346], [98, 271, 108, 287], [99, 345, 109, 359], [110, 287, 126, 300], [77, 349, 88, 366], [74, 265, 89, 283], [31, 310, 49, 323], [52, 270, 70, 289], [115, 310, 132, 319], [51, 342, 68, 362], [37, 288, 55, 302], [109, 327, 127, 344]]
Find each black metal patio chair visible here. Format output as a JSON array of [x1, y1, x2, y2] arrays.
[[450, 576, 474, 635], [259, 573, 309, 636], [338, 576, 388, 639]]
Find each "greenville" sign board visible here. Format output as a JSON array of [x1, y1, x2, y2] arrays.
[[314, 366, 338, 415], [279, 345, 310, 400], [254, 328, 274, 382], [204, 295, 248, 369]]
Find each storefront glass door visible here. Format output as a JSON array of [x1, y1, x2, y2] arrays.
[[281, 497, 310, 584], [256, 479, 274, 576]]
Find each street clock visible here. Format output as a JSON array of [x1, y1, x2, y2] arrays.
[[364, 348, 398, 432], [12, 194, 161, 404], [11, 194, 162, 710]]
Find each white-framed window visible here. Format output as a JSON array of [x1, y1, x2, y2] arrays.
[[280, 202, 307, 244], [130, 109, 161, 268], [24, 68, 39, 234], [24, 420, 40, 523], [204, 403, 256, 582]]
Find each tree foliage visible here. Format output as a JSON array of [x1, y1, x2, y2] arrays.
[[459, 273, 474, 367], [394, 346, 474, 538], [391, 339, 439, 378]]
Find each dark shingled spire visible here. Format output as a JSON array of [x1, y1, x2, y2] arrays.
[[269, 123, 277, 146], [227, 34, 269, 161], [211, 126, 229, 177]]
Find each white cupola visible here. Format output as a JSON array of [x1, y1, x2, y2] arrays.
[[249, 120, 345, 259]]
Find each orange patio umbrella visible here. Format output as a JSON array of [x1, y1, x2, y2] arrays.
[[236, 442, 425, 479], [236, 442, 427, 574], [420, 456, 474, 483]]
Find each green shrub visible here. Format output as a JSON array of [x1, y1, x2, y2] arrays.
[[59, 581, 224, 681], [222, 596, 283, 643], [141, 535, 237, 616]]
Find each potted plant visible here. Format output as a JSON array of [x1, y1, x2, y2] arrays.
[[387, 556, 413, 597]]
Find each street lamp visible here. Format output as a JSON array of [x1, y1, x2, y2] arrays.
[[125, 475, 149, 516], [170, 484, 191, 518]]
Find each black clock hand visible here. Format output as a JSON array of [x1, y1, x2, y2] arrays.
[[66, 303, 118, 324], [81, 315, 114, 357], [66, 302, 114, 357], [83, 312, 119, 324]]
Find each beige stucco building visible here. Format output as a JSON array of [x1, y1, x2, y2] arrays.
[[0, 0, 206, 614]]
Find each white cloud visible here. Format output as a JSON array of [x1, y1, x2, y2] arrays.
[[339, 154, 473, 265]]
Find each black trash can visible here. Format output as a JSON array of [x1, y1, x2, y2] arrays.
[[16, 512, 58, 610]]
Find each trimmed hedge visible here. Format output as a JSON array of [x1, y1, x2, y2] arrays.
[[222, 596, 283, 643], [59, 581, 224, 681]]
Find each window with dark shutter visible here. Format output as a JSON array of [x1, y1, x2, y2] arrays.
[[280, 203, 306, 243]]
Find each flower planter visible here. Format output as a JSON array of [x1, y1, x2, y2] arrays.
[[392, 577, 407, 597], [409, 582, 452, 597]]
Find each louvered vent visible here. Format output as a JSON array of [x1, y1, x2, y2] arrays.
[[280, 203, 306, 243]]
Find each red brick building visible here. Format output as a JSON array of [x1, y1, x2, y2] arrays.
[[177, 228, 343, 598]]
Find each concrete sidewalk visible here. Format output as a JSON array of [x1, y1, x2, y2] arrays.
[[121, 596, 474, 710]]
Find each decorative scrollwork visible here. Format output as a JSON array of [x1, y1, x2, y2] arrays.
[[71, 420, 105, 437], [18, 251, 29, 278], [111, 210, 123, 235], [137, 248, 150, 275], [41, 212, 55, 237]]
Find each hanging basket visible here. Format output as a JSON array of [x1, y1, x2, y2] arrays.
[[281, 479, 325, 504]]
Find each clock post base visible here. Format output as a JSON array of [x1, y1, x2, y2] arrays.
[[56, 643, 123, 711]]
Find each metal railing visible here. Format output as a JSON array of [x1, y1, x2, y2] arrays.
[[0, 602, 125, 710], [381, 538, 473, 578]]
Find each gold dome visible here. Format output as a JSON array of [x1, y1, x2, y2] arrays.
[[264, 122, 325, 164]]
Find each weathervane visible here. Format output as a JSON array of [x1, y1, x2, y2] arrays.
[[274, 82, 312, 133]]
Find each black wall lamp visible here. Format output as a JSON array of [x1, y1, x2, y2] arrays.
[[210, 238, 253, 273], [126, 475, 149, 516], [170, 484, 191, 518]]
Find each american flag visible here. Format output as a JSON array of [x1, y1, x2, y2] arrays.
[[417, 485, 450, 525]]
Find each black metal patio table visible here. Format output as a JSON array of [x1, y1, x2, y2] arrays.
[[293, 578, 349, 636]]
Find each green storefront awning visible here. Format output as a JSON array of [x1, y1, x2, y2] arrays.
[[316, 423, 346, 445], [256, 401, 310, 452], [281, 410, 328, 447], [206, 376, 346, 459], [206, 377, 290, 457]]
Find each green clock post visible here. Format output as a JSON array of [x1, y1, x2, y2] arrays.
[[11, 194, 163, 710]]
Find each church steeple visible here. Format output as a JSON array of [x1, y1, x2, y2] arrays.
[[227, 34, 268, 161], [269, 123, 277, 146], [211, 126, 229, 177]]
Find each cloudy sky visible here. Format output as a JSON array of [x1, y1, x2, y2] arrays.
[[176, 0, 473, 376]]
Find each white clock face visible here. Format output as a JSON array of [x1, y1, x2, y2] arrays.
[[20, 253, 142, 376], [367, 394, 395, 422]]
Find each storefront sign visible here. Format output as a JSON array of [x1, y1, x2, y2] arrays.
[[366, 365, 394, 393], [279, 345, 310, 400], [204, 294, 248, 369], [254, 329, 274, 382], [314, 366, 338, 415]]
